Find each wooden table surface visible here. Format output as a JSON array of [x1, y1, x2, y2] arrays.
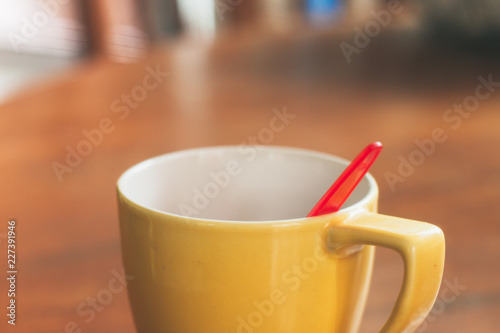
[[1, 29, 500, 332]]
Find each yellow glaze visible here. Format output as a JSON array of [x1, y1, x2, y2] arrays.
[[117, 188, 445, 333]]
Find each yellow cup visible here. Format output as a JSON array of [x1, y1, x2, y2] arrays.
[[117, 146, 445, 333]]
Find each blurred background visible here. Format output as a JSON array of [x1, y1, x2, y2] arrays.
[[1, 0, 500, 332], [1, 0, 500, 101]]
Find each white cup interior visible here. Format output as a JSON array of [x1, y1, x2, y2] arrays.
[[118, 146, 375, 222]]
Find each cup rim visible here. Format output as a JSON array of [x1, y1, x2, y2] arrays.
[[117, 145, 379, 224]]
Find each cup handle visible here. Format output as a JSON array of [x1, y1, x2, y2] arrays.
[[326, 212, 445, 333]]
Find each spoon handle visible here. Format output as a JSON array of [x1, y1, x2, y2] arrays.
[[307, 142, 383, 217]]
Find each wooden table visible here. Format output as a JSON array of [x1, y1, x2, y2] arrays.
[[1, 29, 499, 332]]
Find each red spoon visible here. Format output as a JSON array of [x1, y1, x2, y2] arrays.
[[307, 142, 383, 217]]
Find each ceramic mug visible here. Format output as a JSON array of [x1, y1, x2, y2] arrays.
[[117, 146, 445, 333]]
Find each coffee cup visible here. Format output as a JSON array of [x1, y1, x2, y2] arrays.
[[117, 146, 445, 333]]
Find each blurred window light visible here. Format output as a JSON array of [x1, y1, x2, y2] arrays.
[[0, 0, 86, 57], [177, 0, 216, 42]]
